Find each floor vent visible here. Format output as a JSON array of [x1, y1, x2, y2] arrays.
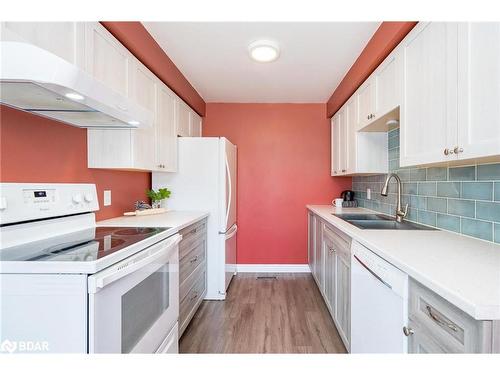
[[256, 276, 278, 280]]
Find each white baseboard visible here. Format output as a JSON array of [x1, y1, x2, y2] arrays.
[[236, 264, 311, 273]]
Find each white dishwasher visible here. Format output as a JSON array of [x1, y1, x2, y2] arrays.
[[351, 240, 408, 353]]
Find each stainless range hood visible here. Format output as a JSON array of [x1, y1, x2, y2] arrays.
[[0, 41, 153, 129]]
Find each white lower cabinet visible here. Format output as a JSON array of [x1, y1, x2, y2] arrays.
[[308, 211, 351, 351]]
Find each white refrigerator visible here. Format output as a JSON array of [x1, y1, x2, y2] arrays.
[[152, 137, 237, 300]]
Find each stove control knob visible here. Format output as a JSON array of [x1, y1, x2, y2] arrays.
[[72, 193, 83, 204], [84, 193, 94, 203]]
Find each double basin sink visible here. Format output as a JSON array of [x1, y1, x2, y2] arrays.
[[333, 213, 437, 230]]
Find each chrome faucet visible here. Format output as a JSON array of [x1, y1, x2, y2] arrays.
[[381, 173, 408, 223]]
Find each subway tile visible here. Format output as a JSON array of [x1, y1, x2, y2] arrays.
[[406, 208, 418, 222], [495, 223, 500, 244], [396, 169, 410, 182], [461, 218, 493, 241], [389, 159, 399, 172], [388, 128, 400, 139], [477, 163, 500, 180], [388, 147, 400, 161], [410, 195, 427, 210], [495, 183, 500, 202], [403, 183, 418, 195], [418, 182, 437, 196], [388, 136, 399, 150], [426, 197, 447, 213], [436, 214, 461, 233], [449, 166, 476, 181], [437, 182, 461, 198], [462, 182, 493, 201], [409, 168, 426, 181], [448, 199, 475, 218], [476, 201, 500, 222], [418, 210, 437, 227], [426, 167, 447, 181]]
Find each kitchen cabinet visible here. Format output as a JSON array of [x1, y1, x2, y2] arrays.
[[84, 22, 130, 97], [190, 111, 203, 137], [156, 85, 178, 172], [334, 236, 351, 349], [0, 22, 85, 68], [177, 100, 191, 137], [457, 22, 500, 161], [356, 79, 375, 131], [322, 225, 337, 312], [399, 22, 458, 167], [308, 212, 316, 277], [407, 278, 498, 353], [373, 50, 402, 122], [331, 98, 388, 176], [313, 217, 324, 288], [178, 219, 207, 337]]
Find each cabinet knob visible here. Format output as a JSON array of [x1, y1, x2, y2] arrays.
[[403, 326, 414, 336], [444, 148, 450, 155], [454, 146, 463, 154], [367, 115, 370, 120], [342, 169, 346, 172]]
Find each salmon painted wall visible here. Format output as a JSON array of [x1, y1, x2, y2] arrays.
[[203, 103, 351, 264], [0, 106, 150, 221], [326, 21, 417, 117], [101, 22, 206, 116]]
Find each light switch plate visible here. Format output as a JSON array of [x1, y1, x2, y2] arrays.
[[367, 188, 371, 200], [103, 190, 111, 206]]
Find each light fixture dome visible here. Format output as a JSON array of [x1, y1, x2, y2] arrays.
[[248, 40, 280, 63]]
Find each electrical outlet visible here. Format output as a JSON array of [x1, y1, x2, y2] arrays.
[[103, 190, 111, 206], [367, 188, 371, 200]]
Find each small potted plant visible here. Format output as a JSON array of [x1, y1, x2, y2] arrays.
[[147, 187, 172, 209]]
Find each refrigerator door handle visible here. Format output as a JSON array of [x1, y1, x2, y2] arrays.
[[225, 153, 232, 228], [224, 224, 238, 240]]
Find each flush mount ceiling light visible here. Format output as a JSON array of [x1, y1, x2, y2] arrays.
[[248, 40, 280, 63], [65, 92, 84, 101]]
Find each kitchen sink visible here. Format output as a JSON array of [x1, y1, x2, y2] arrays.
[[333, 213, 437, 230]]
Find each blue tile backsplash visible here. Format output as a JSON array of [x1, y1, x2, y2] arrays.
[[352, 128, 500, 244]]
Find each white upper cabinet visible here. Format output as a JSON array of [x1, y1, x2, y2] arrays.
[[457, 22, 500, 161], [84, 22, 130, 97], [345, 98, 357, 174], [1, 22, 85, 67], [156, 85, 178, 172], [331, 110, 343, 176], [177, 100, 191, 137], [356, 79, 375, 131], [190, 111, 203, 137], [373, 49, 402, 119], [400, 22, 458, 167]]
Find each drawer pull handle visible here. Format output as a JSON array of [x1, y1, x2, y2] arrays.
[[426, 305, 458, 332], [190, 293, 199, 301], [190, 256, 199, 264]]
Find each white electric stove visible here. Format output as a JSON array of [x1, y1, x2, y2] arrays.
[[0, 183, 180, 354]]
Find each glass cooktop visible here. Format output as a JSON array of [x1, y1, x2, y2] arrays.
[[0, 226, 170, 262]]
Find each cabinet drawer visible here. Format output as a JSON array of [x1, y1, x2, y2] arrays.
[[409, 279, 492, 353], [179, 270, 206, 335], [179, 238, 206, 284], [179, 220, 207, 257], [180, 260, 206, 303], [323, 223, 351, 261]]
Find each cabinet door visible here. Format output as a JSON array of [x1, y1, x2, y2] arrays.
[[85, 22, 129, 97], [408, 319, 447, 354], [400, 22, 458, 167], [156, 85, 178, 172], [345, 98, 357, 174], [335, 249, 351, 348], [331, 115, 339, 176], [356, 79, 375, 130], [323, 235, 336, 313], [308, 213, 316, 278], [177, 101, 191, 137], [338, 107, 347, 174], [314, 221, 323, 289], [374, 50, 402, 118], [331, 111, 346, 176], [1, 22, 85, 67], [457, 22, 500, 160], [189, 111, 202, 137], [129, 61, 156, 170]]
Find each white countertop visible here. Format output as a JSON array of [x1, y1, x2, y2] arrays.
[[307, 205, 500, 320], [97, 210, 209, 232]]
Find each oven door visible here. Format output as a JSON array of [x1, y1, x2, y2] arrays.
[[88, 234, 180, 353]]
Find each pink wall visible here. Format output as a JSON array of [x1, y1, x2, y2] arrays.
[[0, 106, 150, 221], [326, 21, 417, 117], [101, 22, 206, 116], [203, 103, 351, 264]]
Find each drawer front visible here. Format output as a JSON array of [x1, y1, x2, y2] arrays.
[[180, 260, 205, 303], [179, 238, 206, 284], [409, 279, 489, 353], [323, 223, 351, 262], [179, 220, 207, 256], [179, 271, 206, 335], [408, 318, 448, 354]]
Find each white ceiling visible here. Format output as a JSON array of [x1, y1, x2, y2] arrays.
[[143, 22, 380, 103]]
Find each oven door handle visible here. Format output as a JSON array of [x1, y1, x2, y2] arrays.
[[88, 234, 181, 293]]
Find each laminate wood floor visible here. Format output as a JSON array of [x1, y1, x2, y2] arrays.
[[179, 273, 347, 353]]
